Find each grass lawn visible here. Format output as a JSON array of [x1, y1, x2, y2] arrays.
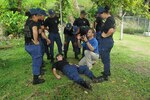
[[0, 32, 150, 100]]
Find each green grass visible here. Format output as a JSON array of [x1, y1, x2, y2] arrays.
[[0, 32, 150, 100]]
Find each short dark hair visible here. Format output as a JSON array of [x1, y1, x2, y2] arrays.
[[88, 28, 95, 34], [55, 53, 63, 60]]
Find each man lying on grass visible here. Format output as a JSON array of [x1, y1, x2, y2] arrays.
[[52, 54, 98, 90]]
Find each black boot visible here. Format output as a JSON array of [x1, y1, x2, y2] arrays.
[[79, 81, 92, 90], [101, 71, 111, 76], [33, 75, 45, 85], [96, 75, 108, 83], [64, 53, 67, 59], [50, 57, 54, 64], [47, 55, 50, 60], [75, 53, 79, 60]]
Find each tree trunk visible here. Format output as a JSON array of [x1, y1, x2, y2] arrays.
[[17, 0, 22, 12], [120, 12, 126, 40]]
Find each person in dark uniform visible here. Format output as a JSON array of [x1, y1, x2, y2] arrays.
[[44, 9, 62, 63], [73, 10, 90, 58], [24, 8, 45, 85], [63, 23, 79, 59], [96, 6, 116, 82], [38, 9, 51, 60], [36, 8, 51, 75], [52, 54, 98, 90], [94, 12, 104, 57]]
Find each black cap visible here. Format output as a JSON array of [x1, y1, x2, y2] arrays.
[[29, 8, 40, 15], [72, 26, 79, 35], [66, 23, 72, 30], [80, 10, 87, 15], [98, 7, 105, 14], [48, 9, 55, 15], [39, 10, 48, 16]]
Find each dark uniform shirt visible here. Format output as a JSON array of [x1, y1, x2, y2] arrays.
[[64, 27, 74, 36], [52, 59, 69, 72], [95, 17, 103, 32], [73, 17, 90, 27], [102, 16, 115, 37], [24, 19, 38, 44], [44, 16, 59, 33], [73, 17, 90, 36], [37, 20, 44, 38]]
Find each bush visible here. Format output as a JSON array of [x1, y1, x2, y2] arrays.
[[123, 28, 145, 34], [0, 11, 27, 36]]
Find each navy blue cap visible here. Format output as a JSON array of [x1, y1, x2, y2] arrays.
[[66, 23, 72, 30], [29, 8, 40, 15], [98, 7, 105, 14], [72, 26, 79, 35], [39, 10, 48, 16], [48, 9, 55, 15]]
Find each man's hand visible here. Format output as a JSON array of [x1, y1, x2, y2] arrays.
[[46, 39, 51, 45], [32, 39, 39, 45], [76, 34, 81, 40], [101, 32, 107, 38], [56, 75, 61, 80], [83, 35, 88, 42]]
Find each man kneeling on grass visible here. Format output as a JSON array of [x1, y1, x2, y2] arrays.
[[52, 54, 98, 90]]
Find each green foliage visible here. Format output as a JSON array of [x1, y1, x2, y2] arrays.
[[91, 0, 150, 18], [0, 11, 27, 36]]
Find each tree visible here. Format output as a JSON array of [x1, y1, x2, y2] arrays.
[[91, 0, 150, 40]]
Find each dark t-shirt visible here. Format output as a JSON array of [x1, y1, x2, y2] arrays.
[[52, 59, 69, 72], [73, 17, 90, 36], [24, 19, 38, 44], [44, 16, 59, 33], [37, 20, 45, 38], [64, 27, 74, 36], [102, 16, 115, 34], [73, 17, 90, 27], [95, 17, 103, 32]]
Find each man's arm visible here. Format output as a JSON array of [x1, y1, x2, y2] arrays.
[[52, 68, 61, 80], [101, 28, 115, 38], [32, 26, 39, 45], [82, 35, 94, 51], [41, 29, 51, 45]]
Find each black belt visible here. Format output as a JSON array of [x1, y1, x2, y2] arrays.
[[25, 42, 34, 45]]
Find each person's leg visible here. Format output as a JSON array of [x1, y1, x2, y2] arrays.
[[43, 38, 50, 60], [64, 36, 70, 58], [101, 47, 112, 76], [49, 34, 54, 62], [39, 38, 45, 70], [55, 34, 62, 54], [78, 65, 95, 79], [63, 65, 92, 89], [74, 37, 79, 59], [25, 44, 45, 84], [63, 65, 84, 84], [78, 57, 86, 66], [84, 50, 93, 69]]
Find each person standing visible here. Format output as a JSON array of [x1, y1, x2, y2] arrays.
[[77, 28, 99, 69], [24, 8, 45, 85], [94, 13, 103, 56], [44, 9, 62, 63], [38, 9, 51, 60], [63, 23, 78, 59], [96, 6, 116, 82], [73, 10, 90, 58]]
